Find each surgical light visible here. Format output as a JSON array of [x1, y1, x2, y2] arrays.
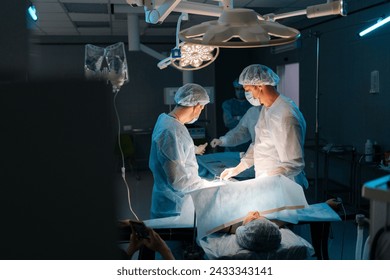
[[179, 8, 300, 48], [179, 44, 214, 67], [359, 16, 390, 37], [157, 42, 219, 70], [127, 0, 346, 49], [28, 4, 38, 21], [157, 13, 219, 70]]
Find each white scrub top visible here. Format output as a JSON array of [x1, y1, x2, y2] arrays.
[[241, 94, 308, 188], [149, 113, 206, 218]]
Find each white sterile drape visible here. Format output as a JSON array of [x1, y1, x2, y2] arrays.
[[188, 175, 308, 240]]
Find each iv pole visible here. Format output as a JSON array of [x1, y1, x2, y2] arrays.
[[314, 32, 321, 202]]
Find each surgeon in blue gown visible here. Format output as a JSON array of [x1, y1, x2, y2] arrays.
[[149, 83, 210, 219], [210, 105, 261, 151], [222, 79, 252, 131]]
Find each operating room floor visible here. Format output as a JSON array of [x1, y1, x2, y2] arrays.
[[114, 169, 369, 260]]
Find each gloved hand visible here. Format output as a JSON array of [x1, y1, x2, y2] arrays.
[[210, 138, 222, 148], [220, 167, 240, 180], [220, 163, 247, 180], [195, 143, 208, 155]]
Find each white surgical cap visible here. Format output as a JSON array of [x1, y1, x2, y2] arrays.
[[235, 218, 281, 252], [174, 83, 210, 106], [239, 64, 280, 86]]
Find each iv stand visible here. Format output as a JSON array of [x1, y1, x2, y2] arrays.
[[314, 32, 321, 202]]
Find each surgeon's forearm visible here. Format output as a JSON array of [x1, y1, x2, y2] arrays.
[[239, 144, 254, 168], [267, 167, 286, 176], [272, 160, 304, 177], [235, 162, 249, 174], [170, 172, 206, 192], [165, 162, 202, 191], [220, 127, 251, 147]]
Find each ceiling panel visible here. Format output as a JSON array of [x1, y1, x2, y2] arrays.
[[36, 20, 74, 28], [33, 2, 64, 12], [35, 12, 71, 21], [78, 27, 112, 35], [68, 13, 110, 21]]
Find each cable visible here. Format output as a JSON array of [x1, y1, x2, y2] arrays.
[[113, 88, 139, 221], [355, 214, 366, 260]]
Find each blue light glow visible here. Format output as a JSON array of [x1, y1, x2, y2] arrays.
[[359, 16, 390, 37], [28, 5, 38, 21]]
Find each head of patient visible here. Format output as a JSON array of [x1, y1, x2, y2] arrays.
[[235, 211, 282, 252]]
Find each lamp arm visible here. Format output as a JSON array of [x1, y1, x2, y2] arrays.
[[267, 0, 346, 21], [144, 0, 182, 24], [174, 2, 224, 17], [141, 0, 225, 23]]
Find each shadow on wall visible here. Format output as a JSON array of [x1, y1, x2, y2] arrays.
[[0, 80, 121, 259]]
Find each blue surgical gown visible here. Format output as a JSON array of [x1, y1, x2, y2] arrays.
[[220, 106, 261, 147], [222, 98, 252, 130], [149, 113, 206, 218]]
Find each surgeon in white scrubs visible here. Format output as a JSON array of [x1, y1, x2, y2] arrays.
[[220, 64, 308, 189], [149, 83, 210, 218]]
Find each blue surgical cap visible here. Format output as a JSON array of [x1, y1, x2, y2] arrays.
[[174, 83, 210, 106], [238, 64, 280, 86], [233, 79, 241, 88], [235, 218, 281, 252]]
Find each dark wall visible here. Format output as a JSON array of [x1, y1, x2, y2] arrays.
[[1, 81, 119, 259], [0, 1, 28, 82]]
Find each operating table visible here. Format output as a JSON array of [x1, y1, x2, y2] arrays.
[[118, 174, 341, 259]]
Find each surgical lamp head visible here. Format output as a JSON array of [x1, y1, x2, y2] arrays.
[[174, 83, 210, 106], [239, 64, 280, 86]]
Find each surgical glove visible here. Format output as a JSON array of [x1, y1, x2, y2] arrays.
[[210, 138, 222, 148], [220, 163, 247, 180], [195, 143, 208, 155], [220, 168, 239, 180]]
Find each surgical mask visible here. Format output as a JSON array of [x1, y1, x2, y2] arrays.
[[245, 91, 261, 106], [187, 117, 198, 124]]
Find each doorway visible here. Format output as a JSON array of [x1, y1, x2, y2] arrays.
[[277, 63, 300, 107]]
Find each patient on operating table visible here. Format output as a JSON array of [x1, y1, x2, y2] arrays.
[[222, 211, 284, 233], [200, 210, 313, 260], [229, 211, 282, 251], [228, 211, 282, 252], [216, 211, 282, 253]]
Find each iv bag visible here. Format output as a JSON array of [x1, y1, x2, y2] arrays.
[[105, 42, 129, 92], [84, 44, 106, 80], [84, 42, 129, 92]]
